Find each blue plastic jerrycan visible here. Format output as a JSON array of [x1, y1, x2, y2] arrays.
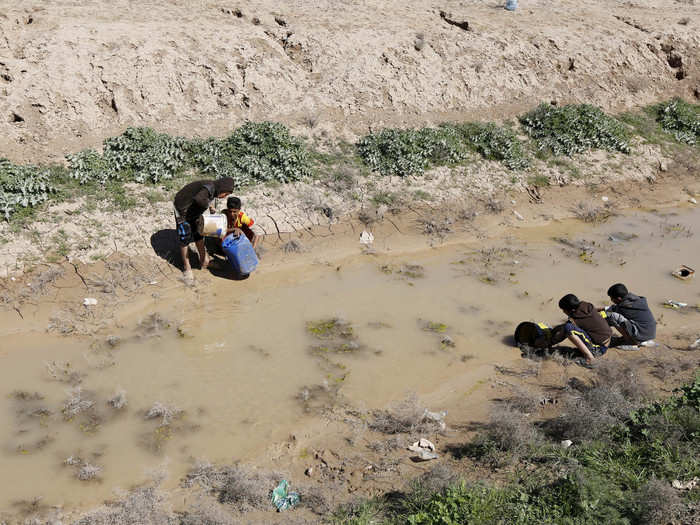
[[222, 233, 259, 275], [505, 0, 518, 10]]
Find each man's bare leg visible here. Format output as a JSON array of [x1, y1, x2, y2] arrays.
[[180, 245, 193, 280], [195, 239, 209, 269]]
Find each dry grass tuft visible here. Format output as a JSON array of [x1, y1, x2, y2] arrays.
[[10, 390, 44, 401], [73, 485, 173, 525], [573, 202, 612, 223], [479, 406, 543, 455], [183, 462, 283, 512], [282, 239, 305, 253], [144, 401, 183, 425], [546, 360, 649, 440], [179, 496, 237, 525], [77, 462, 102, 481], [62, 387, 95, 419], [107, 389, 128, 410], [138, 313, 171, 336], [45, 360, 84, 385], [633, 477, 683, 525], [367, 436, 406, 454], [368, 394, 446, 434]]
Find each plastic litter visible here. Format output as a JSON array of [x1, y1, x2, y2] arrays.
[[270, 480, 300, 512], [359, 231, 374, 245], [408, 438, 438, 461], [513, 210, 525, 221], [601, 196, 609, 202], [671, 265, 695, 280], [639, 340, 658, 348], [561, 439, 573, 449], [664, 300, 688, 309], [83, 298, 97, 306], [504, 0, 518, 10], [689, 198, 697, 205]]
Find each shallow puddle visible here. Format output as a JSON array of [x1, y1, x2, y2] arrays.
[[1, 205, 699, 513]]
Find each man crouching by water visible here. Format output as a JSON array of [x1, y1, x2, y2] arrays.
[[174, 177, 234, 281]]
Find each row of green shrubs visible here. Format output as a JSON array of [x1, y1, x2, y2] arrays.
[[65, 122, 311, 186], [1, 98, 698, 220], [333, 372, 700, 524]]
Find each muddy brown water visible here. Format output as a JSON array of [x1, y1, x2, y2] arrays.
[[1, 205, 699, 514]]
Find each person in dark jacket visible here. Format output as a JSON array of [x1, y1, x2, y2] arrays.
[[558, 293, 612, 365], [601, 283, 657, 347], [173, 177, 234, 279]]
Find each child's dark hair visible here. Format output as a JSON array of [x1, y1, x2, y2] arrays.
[[227, 196, 242, 209], [558, 293, 580, 312], [607, 283, 628, 299]]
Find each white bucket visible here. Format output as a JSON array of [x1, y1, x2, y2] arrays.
[[202, 214, 226, 237]]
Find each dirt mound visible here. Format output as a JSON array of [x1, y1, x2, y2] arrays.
[[1, 0, 698, 163]]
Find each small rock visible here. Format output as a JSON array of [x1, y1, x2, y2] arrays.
[[304, 467, 314, 477], [513, 210, 525, 221], [601, 196, 609, 202], [658, 160, 668, 172], [561, 439, 573, 449], [689, 197, 697, 204], [83, 298, 97, 306]]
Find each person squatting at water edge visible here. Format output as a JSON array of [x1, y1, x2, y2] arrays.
[[173, 177, 234, 281], [221, 196, 260, 252], [557, 293, 612, 367], [599, 283, 657, 351]]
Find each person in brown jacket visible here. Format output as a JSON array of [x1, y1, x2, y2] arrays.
[[558, 293, 612, 366]]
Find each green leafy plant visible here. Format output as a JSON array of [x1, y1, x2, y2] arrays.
[[449, 122, 530, 170], [356, 123, 528, 176], [66, 127, 190, 184], [191, 121, 311, 187], [0, 158, 55, 220], [654, 98, 700, 145], [356, 128, 441, 177], [520, 104, 631, 156]]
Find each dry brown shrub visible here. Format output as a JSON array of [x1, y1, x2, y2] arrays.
[[183, 462, 284, 512], [633, 477, 683, 525], [73, 485, 173, 525], [368, 394, 446, 434], [480, 406, 543, 454], [573, 202, 612, 223]]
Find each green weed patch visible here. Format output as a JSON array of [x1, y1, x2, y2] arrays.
[[0, 158, 55, 220], [356, 123, 529, 176], [519, 103, 631, 156], [654, 98, 700, 145]]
